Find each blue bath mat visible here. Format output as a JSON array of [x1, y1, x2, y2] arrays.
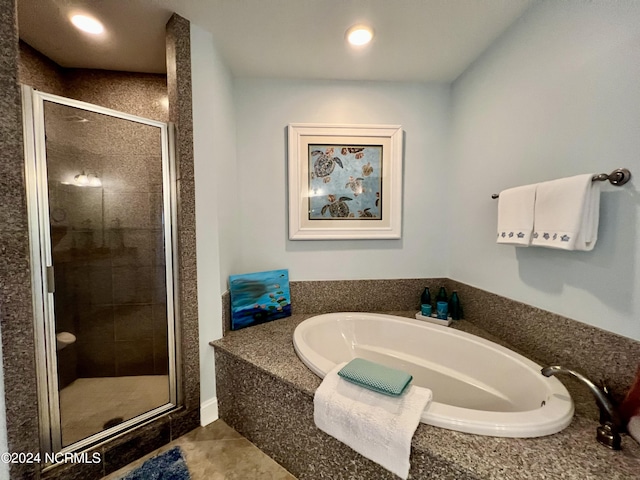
[[119, 446, 190, 480]]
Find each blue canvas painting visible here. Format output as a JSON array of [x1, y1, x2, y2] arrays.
[[229, 269, 291, 330], [308, 144, 383, 220]]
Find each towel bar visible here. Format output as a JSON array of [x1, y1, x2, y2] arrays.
[[491, 168, 631, 199]]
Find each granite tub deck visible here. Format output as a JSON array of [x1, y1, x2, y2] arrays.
[[211, 314, 640, 480]]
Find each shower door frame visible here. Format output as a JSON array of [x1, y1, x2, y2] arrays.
[[21, 85, 182, 456]]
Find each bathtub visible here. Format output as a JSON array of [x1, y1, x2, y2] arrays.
[[293, 312, 574, 437]]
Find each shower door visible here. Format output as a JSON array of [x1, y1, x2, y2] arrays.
[[22, 86, 180, 454]]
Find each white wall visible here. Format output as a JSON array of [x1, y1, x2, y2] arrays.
[[449, 0, 640, 340], [234, 79, 451, 280], [190, 23, 239, 423]]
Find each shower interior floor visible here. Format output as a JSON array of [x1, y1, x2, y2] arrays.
[[60, 375, 169, 447]]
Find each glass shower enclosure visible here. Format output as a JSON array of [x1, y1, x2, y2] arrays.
[[21, 86, 180, 455]]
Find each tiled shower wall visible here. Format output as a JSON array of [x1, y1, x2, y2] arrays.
[[19, 41, 169, 122], [19, 41, 170, 379], [1, 10, 200, 479]]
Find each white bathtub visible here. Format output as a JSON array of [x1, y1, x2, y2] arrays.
[[293, 312, 574, 437]]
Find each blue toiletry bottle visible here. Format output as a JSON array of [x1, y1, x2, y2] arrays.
[[420, 287, 431, 307], [449, 291, 462, 320], [436, 286, 448, 304]]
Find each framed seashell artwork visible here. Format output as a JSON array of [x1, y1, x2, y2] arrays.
[[229, 269, 291, 330], [288, 123, 403, 239]]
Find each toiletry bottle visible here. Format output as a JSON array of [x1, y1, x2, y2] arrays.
[[449, 291, 462, 320], [420, 287, 431, 307], [436, 286, 448, 304]]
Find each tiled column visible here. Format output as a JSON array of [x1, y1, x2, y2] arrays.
[[166, 13, 201, 434], [0, 1, 40, 479]]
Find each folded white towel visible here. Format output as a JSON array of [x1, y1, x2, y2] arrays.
[[313, 362, 432, 480], [497, 184, 537, 246], [532, 174, 600, 251]]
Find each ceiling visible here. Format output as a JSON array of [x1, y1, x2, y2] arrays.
[[17, 0, 534, 82]]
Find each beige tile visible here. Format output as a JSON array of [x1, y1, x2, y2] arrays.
[[177, 419, 244, 442], [101, 420, 296, 480], [178, 438, 293, 480]]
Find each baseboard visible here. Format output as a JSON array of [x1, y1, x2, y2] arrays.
[[200, 397, 219, 426]]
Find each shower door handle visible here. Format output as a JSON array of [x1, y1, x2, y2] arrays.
[[46, 265, 55, 293]]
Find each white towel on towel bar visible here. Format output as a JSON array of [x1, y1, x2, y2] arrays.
[[313, 362, 432, 480], [496, 184, 537, 246], [531, 174, 600, 251]]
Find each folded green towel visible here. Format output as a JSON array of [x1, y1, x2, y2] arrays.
[[338, 358, 413, 396]]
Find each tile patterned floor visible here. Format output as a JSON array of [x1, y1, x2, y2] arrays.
[[101, 419, 296, 479], [60, 375, 169, 446]]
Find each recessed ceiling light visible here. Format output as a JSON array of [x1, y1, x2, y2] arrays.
[[346, 25, 374, 46], [70, 14, 104, 35]]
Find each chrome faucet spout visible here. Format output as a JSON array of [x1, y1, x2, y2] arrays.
[[541, 365, 622, 450], [541, 366, 620, 426]]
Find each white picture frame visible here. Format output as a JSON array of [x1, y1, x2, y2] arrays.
[[287, 123, 403, 240]]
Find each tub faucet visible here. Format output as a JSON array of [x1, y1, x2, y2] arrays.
[[541, 365, 622, 450]]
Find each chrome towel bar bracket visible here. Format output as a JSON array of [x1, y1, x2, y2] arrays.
[[491, 168, 631, 199]]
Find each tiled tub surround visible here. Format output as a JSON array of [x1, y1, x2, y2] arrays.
[[214, 315, 640, 479], [213, 280, 640, 479], [444, 280, 640, 400], [222, 279, 639, 398], [220, 278, 448, 337]]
